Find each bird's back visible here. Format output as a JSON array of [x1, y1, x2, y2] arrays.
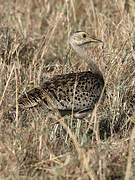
[[18, 71, 104, 118]]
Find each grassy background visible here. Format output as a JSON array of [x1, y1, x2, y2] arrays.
[[0, 0, 135, 179]]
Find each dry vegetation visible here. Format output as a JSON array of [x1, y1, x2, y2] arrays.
[[0, 0, 135, 179]]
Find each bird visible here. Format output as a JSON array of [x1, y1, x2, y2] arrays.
[[17, 31, 105, 119]]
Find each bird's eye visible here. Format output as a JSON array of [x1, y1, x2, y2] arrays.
[[83, 33, 86, 38]]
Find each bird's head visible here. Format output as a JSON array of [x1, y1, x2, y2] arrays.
[[70, 31, 103, 47], [69, 31, 104, 78]]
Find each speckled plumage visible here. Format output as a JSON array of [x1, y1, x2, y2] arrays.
[[18, 31, 105, 118]]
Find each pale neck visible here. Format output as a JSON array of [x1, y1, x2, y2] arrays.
[[72, 44, 103, 79]]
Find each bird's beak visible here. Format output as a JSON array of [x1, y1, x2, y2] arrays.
[[79, 36, 103, 46], [87, 37, 103, 44]]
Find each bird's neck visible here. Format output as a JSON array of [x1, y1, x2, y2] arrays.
[[72, 44, 103, 79]]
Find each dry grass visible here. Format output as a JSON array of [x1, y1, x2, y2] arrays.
[[0, 0, 135, 179]]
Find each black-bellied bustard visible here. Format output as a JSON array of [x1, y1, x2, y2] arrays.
[[16, 31, 105, 119]]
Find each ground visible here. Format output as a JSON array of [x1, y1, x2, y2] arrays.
[[0, 0, 135, 179]]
